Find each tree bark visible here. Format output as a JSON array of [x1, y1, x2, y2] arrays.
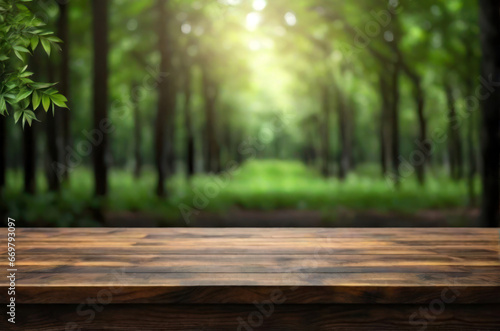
[[58, 1, 70, 182], [0, 114, 6, 189], [321, 83, 330, 178], [46, 58, 61, 192], [91, 0, 109, 197], [464, 72, 478, 206], [336, 85, 350, 180], [183, 66, 195, 177], [46, 112, 60, 191], [444, 84, 464, 181], [154, 0, 174, 196], [412, 79, 427, 184], [399, 59, 428, 185], [23, 124, 36, 194], [479, 0, 500, 227], [379, 75, 391, 176], [390, 61, 401, 187], [201, 66, 220, 173], [132, 82, 142, 179]]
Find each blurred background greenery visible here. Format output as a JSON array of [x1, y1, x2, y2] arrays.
[[0, 0, 490, 227]]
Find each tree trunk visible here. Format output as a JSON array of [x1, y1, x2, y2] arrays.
[[154, 0, 174, 197], [464, 66, 478, 206], [337, 87, 351, 180], [23, 124, 36, 194], [58, 1, 70, 182], [479, 0, 500, 227], [413, 80, 427, 185], [132, 82, 142, 179], [379, 76, 391, 176], [321, 83, 330, 178], [46, 112, 60, 191], [201, 66, 220, 173], [91, 0, 109, 197], [467, 102, 478, 206], [0, 114, 6, 189], [390, 61, 401, 187], [46, 59, 61, 192], [399, 60, 428, 185], [183, 66, 195, 177], [444, 84, 464, 181], [166, 91, 176, 176]]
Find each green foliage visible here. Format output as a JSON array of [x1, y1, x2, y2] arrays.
[[1, 161, 479, 227], [0, 0, 67, 127]]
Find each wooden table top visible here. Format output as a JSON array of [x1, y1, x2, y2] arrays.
[[1, 228, 499, 304]]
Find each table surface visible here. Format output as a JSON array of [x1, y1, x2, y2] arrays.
[[1, 228, 500, 304]]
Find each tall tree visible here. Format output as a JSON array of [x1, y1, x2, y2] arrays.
[[320, 82, 330, 177], [401, 61, 427, 185], [46, 61, 60, 192], [23, 124, 36, 194], [201, 64, 220, 173], [154, 0, 174, 196], [58, 1, 70, 182], [444, 83, 463, 181], [389, 60, 401, 187], [91, 0, 109, 196], [132, 81, 142, 179], [379, 74, 391, 176], [0, 112, 6, 189], [183, 65, 195, 177], [479, 0, 500, 227]]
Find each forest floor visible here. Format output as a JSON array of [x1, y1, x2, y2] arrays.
[[104, 207, 480, 228], [3, 160, 481, 227]]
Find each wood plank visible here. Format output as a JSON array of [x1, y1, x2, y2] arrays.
[[3, 304, 500, 330], [5, 285, 500, 304], [5, 246, 497, 255], [0, 228, 498, 307], [10, 272, 500, 286], [13, 254, 500, 267]]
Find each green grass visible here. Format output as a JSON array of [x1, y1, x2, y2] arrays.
[[0, 160, 479, 226]]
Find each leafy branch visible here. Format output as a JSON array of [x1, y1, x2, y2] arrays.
[[0, 0, 68, 128]]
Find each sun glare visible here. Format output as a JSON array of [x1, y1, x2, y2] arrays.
[[246, 12, 261, 31], [284, 12, 297, 26], [252, 0, 267, 11]]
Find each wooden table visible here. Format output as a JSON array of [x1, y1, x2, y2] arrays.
[[1, 228, 500, 330]]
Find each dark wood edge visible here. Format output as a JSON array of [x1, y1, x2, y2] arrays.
[[2, 285, 500, 304]]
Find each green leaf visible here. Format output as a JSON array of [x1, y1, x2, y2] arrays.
[[50, 94, 68, 103], [42, 94, 50, 112], [13, 45, 29, 53], [30, 36, 38, 51], [44, 88, 58, 95], [0, 54, 8, 61], [32, 90, 41, 110], [41, 38, 50, 56], [50, 95, 67, 108], [14, 50, 24, 61], [46, 36, 62, 43], [20, 71, 33, 78], [31, 82, 56, 89], [14, 110, 22, 124], [0, 96, 6, 115], [23, 110, 38, 121], [16, 89, 32, 102]]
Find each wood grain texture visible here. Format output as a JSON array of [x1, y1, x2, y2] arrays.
[[0, 228, 499, 305], [2, 304, 500, 330]]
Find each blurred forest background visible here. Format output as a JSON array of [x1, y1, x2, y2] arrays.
[[1, 0, 498, 227]]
